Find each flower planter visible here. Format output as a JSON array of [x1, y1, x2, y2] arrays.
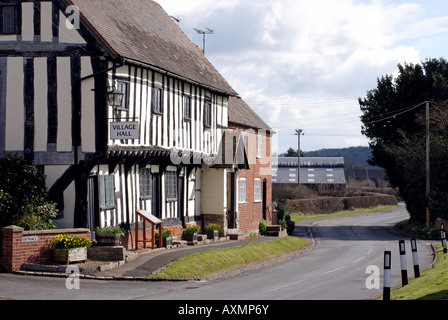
[[52, 247, 88, 264], [96, 233, 122, 246], [207, 230, 219, 240], [184, 232, 198, 242], [163, 237, 173, 247]]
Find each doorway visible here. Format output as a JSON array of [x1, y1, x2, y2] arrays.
[[151, 173, 162, 219], [262, 179, 267, 221], [87, 175, 100, 233], [227, 171, 236, 229]]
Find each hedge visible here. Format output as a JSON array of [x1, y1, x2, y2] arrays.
[[283, 194, 398, 214]]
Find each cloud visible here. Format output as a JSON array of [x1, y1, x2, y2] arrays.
[[156, 0, 447, 151]]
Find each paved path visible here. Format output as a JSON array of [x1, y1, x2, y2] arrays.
[[96, 236, 274, 278]]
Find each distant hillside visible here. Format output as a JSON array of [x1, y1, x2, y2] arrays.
[[305, 146, 373, 169]]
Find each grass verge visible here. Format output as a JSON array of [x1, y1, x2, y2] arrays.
[[151, 237, 310, 280], [390, 244, 448, 300], [288, 205, 400, 222]]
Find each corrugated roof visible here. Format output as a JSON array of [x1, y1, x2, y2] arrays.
[[273, 157, 345, 168], [228, 97, 272, 131], [68, 0, 238, 96], [273, 167, 346, 184]]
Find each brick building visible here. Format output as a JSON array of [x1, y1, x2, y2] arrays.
[[227, 97, 274, 232]]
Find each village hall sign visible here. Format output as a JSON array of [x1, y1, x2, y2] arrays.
[[110, 122, 140, 140]]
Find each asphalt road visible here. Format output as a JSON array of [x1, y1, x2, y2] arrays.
[[0, 207, 435, 300]]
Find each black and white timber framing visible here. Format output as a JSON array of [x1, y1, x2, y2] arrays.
[[0, 0, 238, 232]]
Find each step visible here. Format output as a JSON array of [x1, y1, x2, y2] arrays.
[[172, 239, 187, 246], [227, 233, 249, 241], [266, 225, 282, 232]]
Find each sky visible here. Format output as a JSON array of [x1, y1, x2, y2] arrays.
[[156, 0, 448, 154]]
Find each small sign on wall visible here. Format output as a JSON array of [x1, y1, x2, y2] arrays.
[[110, 122, 139, 140], [22, 236, 38, 243]]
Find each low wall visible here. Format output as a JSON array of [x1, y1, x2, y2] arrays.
[[1, 226, 91, 272]]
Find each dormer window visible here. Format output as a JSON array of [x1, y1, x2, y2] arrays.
[[204, 96, 211, 127], [1, 6, 17, 35]]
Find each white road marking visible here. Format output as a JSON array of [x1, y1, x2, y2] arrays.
[[352, 256, 366, 264], [270, 279, 308, 292], [322, 266, 346, 275]]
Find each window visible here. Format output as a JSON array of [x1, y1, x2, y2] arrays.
[[139, 168, 152, 200], [165, 171, 177, 202], [99, 175, 115, 209], [184, 95, 191, 120], [204, 97, 211, 127], [152, 87, 163, 114], [254, 178, 262, 202], [1, 6, 17, 35], [115, 81, 128, 110], [238, 178, 246, 204], [256, 134, 262, 158]]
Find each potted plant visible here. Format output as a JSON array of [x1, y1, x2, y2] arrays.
[[183, 224, 200, 242], [95, 226, 125, 246], [51, 234, 92, 264], [205, 223, 221, 240], [157, 227, 173, 247]]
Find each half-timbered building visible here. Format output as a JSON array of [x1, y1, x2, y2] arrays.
[[0, 0, 243, 242]]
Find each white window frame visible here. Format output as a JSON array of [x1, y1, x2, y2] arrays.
[[256, 134, 262, 158], [238, 178, 247, 204], [152, 86, 163, 114], [139, 168, 152, 200], [165, 170, 178, 202], [254, 178, 262, 203], [183, 94, 191, 120], [204, 96, 212, 127]]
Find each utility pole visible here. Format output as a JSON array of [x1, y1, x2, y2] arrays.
[[295, 129, 304, 185], [425, 101, 431, 228], [194, 28, 214, 55]]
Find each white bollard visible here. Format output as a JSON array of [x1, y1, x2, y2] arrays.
[[383, 251, 391, 300], [399, 240, 408, 286], [441, 224, 447, 254], [410, 238, 420, 278]]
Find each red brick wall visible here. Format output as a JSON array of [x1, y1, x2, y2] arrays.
[[228, 125, 273, 232], [1, 226, 91, 272], [122, 225, 183, 250]]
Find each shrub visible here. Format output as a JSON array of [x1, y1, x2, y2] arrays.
[[205, 223, 221, 232], [51, 234, 92, 249], [403, 223, 440, 239], [184, 224, 201, 235], [16, 200, 57, 230], [259, 220, 268, 233], [156, 227, 173, 238], [284, 214, 295, 235], [0, 153, 57, 231], [95, 226, 125, 236]]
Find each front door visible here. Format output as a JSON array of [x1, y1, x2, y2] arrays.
[[87, 175, 100, 233], [152, 173, 162, 219], [262, 179, 267, 221], [227, 171, 236, 229], [178, 174, 185, 226]]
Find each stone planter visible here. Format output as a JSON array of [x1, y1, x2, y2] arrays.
[[207, 230, 219, 240], [163, 237, 173, 247], [96, 233, 122, 246], [52, 247, 88, 264], [184, 232, 198, 242]]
